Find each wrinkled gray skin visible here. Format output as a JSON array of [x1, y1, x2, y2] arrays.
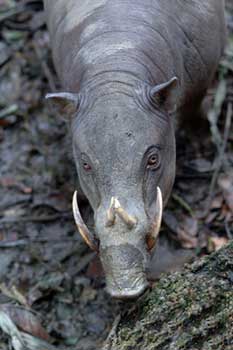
[[43, 0, 226, 299]]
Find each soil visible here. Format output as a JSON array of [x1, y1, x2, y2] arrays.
[[0, 1, 232, 349]]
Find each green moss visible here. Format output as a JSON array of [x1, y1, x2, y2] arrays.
[[107, 242, 233, 350]]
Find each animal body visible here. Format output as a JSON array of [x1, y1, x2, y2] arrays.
[[44, 0, 226, 299]]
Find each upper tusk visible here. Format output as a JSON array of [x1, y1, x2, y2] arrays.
[[72, 191, 99, 252], [106, 197, 116, 227], [147, 187, 163, 251], [114, 198, 137, 229]]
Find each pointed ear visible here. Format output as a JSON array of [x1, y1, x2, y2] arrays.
[[149, 77, 178, 113], [45, 92, 81, 119]]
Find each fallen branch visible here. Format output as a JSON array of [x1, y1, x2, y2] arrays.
[[104, 241, 233, 350]]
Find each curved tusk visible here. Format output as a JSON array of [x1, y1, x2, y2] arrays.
[[106, 197, 116, 227], [147, 187, 163, 251], [72, 191, 99, 252], [114, 198, 137, 229]]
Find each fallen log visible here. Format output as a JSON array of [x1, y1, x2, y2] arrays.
[[104, 241, 233, 350]]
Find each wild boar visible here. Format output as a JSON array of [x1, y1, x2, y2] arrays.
[[43, 0, 226, 299]]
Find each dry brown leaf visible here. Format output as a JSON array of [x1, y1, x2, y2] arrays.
[[181, 216, 198, 237], [0, 284, 28, 307], [163, 212, 199, 248], [210, 195, 223, 210], [175, 215, 199, 248], [208, 236, 229, 252], [176, 227, 198, 249], [86, 256, 104, 279], [0, 177, 32, 194], [1, 304, 50, 342], [218, 173, 233, 213], [205, 211, 219, 225]]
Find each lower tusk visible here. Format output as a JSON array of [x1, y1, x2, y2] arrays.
[[106, 197, 116, 227], [147, 187, 163, 251], [72, 191, 99, 252], [114, 198, 137, 229]]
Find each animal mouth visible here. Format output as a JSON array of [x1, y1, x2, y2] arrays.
[[106, 277, 149, 299]]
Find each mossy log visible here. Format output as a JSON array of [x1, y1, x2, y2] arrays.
[[104, 242, 233, 350]]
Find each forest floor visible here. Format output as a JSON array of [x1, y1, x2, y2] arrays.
[[0, 1, 232, 349]]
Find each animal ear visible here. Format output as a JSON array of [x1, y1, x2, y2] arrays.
[[149, 77, 178, 113], [45, 92, 80, 119]]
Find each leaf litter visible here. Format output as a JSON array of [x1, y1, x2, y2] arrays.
[[0, 0, 232, 349]]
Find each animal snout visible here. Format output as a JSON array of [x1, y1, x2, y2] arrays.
[[108, 282, 148, 300], [100, 244, 149, 300]]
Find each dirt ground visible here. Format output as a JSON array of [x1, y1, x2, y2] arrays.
[[0, 1, 232, 349]]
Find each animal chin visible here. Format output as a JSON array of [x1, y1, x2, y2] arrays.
[[107, 280, 149, 300]]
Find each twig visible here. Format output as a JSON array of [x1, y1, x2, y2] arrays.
[[207, 79, 227, 154], [0, 240, 27, 248], [0, 6, 24, 23], [176, 173, 211, 180], [204, 102, 233, 215], [75, 252, 96, 274], [0, 105, 18, 119], [225, 220, 233, 239], [102, 314, 121, 350], [0, 238, 84, 248], [32, 42, 57, 92], [0, 213, 72, 224], [0, 196, 32, 212], [172, 193, 194, 217], [0, 309, 58, 350]]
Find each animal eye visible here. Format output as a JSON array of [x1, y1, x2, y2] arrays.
[[83, 162, 92, 171], [147, 153, 160, 169]]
